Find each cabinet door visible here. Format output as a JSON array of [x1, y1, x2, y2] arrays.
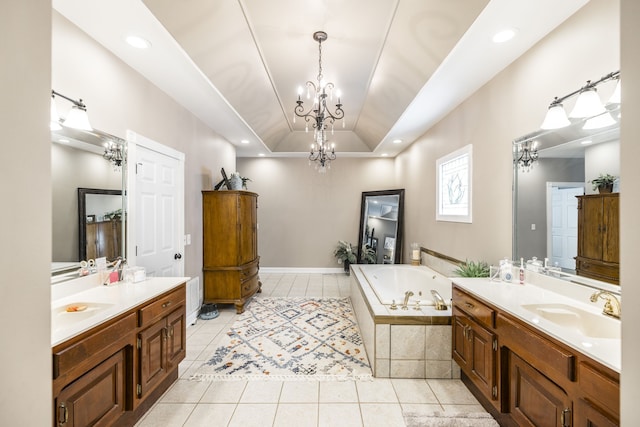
[[55, 349, 127, 427], [452, 308, 471, 369], [509, 352, 571, 427], [575, 399, 618, 427], [238, 194, 257, 264], [166, 308, 186, 369], [581, 197, 604, 260], [470, 319, 496, 399], [203, 193, 239, 267], [138, 319, 167, 398], [602, 196, 619, 263]]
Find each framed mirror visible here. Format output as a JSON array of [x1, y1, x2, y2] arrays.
[[357, 189, 405, 264], [513, 104, 620, 286], [52, 126, 126, 281], [78, 188, 125, 262]]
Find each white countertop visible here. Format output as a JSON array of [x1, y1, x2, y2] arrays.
[[452, 277, 621, 373], [52, 276, 189, 347]]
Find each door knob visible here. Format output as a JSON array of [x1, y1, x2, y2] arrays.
[[174, 253, 182, 260]]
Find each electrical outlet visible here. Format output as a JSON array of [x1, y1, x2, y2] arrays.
[[531, 224, 536, 231]]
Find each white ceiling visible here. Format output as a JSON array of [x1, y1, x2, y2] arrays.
[[52, 0, 589, 158]]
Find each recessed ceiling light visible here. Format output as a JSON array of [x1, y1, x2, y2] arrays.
[[258, 153, 265, 157], [125, 35, 152, 49], [581, 139, 593, 145], [392, 139, 402, 144], [59, 138, 69, 143], [381, 153, 388, 157], [492, 28, 517, 43], [241, 139, 249, 144]]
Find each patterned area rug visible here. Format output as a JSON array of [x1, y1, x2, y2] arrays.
[[190, 297, 372, 381], [403, 411, 499, 427]]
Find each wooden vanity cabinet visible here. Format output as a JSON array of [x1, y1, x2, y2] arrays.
[[451, 284, 620, 426], [136, 286, 186, 403], [52, 284, 186, 427], [452, 288, 498, 408], [202, 190, 261, 313], [576, 193, 619, 284]]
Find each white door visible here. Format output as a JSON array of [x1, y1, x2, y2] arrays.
[[127, 131, 184, 277], [548, 184, 583, 270]]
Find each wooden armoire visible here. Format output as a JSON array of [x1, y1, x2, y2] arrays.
[[575, 193, 619, 284], [202, 190, 261, 313]]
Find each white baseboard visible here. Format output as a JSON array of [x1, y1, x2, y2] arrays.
[[260, 267, 345, 274]]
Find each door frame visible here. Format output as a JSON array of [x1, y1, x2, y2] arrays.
[[126, 130, 185, 276], [545, 181, 585, 271]]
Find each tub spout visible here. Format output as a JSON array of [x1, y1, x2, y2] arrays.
[[402, 291, 414, 310], [430, 290, 448, 310]]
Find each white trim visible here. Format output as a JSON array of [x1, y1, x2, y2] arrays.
[[125, 130, 185, 276], [260, 267, 345, 274]]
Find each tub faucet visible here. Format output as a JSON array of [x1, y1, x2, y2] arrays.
[[402, 291, 414, 310], [590, 290, 621, 319], [430, 290, 448, 310]]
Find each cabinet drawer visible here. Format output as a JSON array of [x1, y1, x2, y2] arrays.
[[53, 312, 136, 379], [240, 262, 259, 281], [497, 313, 575, 381], [139, 286, 186, 328], [453, 287, 495, 329], [579, 362, 619, 416], [242, 274, 259, 297]]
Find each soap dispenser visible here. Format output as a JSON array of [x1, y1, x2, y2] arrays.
[[519, 258, 525, 284]]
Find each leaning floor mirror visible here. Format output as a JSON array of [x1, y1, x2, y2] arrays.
[[357, 189, 405, 264]]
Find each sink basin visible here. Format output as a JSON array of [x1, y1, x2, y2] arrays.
[[52, 302, 115, 331], [521, 303, 620, 340]]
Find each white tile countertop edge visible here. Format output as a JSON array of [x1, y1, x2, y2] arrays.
[[451, 276, 620, 373], [51, 276, 190, 347]]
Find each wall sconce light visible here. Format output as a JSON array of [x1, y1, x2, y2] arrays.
[[515, 139, 539, 172], [540, 70, 619, 131], [103, 140, 125, 170], [51, 90, 92, 131]]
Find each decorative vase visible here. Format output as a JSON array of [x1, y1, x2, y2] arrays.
[[344, 260, 351, 275], [229, 175, 243, 190]]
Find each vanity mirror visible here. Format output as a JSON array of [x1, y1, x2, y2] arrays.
[[513, 104, 620, 286], [51, 126, 126, 281], [357, 189, 404, 264]]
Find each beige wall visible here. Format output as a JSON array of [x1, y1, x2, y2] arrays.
[[620, 0, 640, 422], [52, 12, 237, 281], [0, 1, 52, 425], [396, 0, 619, 265], [237, 157, 396, 267]]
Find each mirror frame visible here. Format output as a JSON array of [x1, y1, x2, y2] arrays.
[[357, 189, 405, 264], [78, 188, 124, 261]]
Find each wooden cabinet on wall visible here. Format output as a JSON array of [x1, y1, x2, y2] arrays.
[[52, 284, 185, 427], [576, 193, 619, 284], [202, 190, 261, 314], [452, 284, 620, 426]]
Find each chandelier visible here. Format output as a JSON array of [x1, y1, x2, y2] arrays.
[[103, 140, 125, 170], [294, 31, 344, 172], [515, 140, 539, 172]]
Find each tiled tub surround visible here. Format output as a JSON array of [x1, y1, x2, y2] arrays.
[[350, 265, 458, 379]]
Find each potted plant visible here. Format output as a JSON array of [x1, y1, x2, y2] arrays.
[[590, 173, 617, 194], [334, 241, 357, 274], [361, 245, 377, 264], [454, 260, 490, 278]]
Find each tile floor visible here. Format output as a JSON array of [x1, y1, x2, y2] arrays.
[[134, 273, 489, 427]]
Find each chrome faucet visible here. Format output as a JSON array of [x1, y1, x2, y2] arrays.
[[402, 291, 414, 310], [590, 290, 621, 319], [430, 290, 448, 310]]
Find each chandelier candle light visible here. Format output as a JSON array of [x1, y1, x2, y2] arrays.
[[294, 31, 345, 173]]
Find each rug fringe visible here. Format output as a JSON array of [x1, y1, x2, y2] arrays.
[[189, 372, 373, 382]]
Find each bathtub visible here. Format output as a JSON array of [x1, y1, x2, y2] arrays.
[[361, 264, 452, 307], [350, 263, 459, 379]]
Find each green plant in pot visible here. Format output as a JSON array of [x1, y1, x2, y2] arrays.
[[334, 241, 357, 274], [360, 245, 377, 264], [590, 173, 617, 194], [454, 260, 490, 278]]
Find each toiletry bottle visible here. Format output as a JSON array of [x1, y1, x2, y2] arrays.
[[519, 258, 525, 284], [501, 258, 513, 282]]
